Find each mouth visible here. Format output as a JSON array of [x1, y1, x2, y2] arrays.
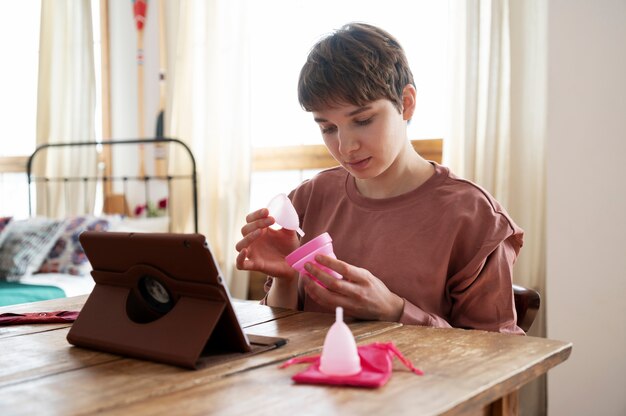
[[344, 157, 372, 171]]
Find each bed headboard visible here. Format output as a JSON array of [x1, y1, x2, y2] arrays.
[[26, 138, 198, 233]]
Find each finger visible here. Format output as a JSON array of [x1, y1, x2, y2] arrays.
[[304, 262, 346, 293], [314, 255, 362, 282], [240, 216, 275, 237], [302, 273, 347, 308], [245, 208, 269, 223], [302, 272, 372, 321], [235, 248, 259, 272], [302, 271, 371, 319], [236, 248, 248, 269], [235, 228, 261, 252], [236, 248, 247, 268]]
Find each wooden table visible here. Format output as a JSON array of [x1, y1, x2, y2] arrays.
[[0, 296, 571, 416]]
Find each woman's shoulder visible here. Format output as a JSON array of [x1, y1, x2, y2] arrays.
[[435, 165, 522, 240], [438, 167, 507, 215], [289, 166, 347, 210], [307, 166, 347, 184], [291, 166, 347, 194]]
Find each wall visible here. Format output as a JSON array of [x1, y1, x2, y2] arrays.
[[546, 1, 626, 415]]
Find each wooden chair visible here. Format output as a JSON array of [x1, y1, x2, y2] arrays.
[[252, 139, 444, 171], [513, 284, 541, 332]]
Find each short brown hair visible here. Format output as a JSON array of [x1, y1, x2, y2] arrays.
[[298, 22, 415, 113]]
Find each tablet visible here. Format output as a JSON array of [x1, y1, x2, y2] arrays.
[[67, 231, 272, 369]]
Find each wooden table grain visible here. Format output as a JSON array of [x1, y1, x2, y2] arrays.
[[0, 296, 571, 416]]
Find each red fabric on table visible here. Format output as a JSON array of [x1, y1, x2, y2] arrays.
[[0, 311, 79, 325]]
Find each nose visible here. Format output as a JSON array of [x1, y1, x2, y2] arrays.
[[337, 129, 360, 156]]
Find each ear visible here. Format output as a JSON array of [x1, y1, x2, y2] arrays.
[[401, 84, 417, 121]]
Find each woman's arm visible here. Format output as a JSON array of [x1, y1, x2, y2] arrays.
[[263, 274, 299, 309], [447, 239, 524, 334]]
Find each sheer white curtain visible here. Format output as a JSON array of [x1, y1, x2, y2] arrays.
[[165, 0, 251, 298], [447, 0, 512, 200], [448, 0, 547, 332], [36, 0, 97, 217], [447, 0, 547, 413]]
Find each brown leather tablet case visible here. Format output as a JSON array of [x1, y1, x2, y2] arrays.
[[67, 232, 284, 369]]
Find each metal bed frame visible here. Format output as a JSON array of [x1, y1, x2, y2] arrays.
[[26, 138, 198, 233]]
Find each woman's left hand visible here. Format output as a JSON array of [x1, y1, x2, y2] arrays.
[[302, 255, 405, 322]]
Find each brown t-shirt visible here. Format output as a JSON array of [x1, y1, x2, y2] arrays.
[[268, 163, 524, 334]]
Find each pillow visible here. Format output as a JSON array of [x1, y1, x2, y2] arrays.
[[0, 217, 67, 281], [37, 215, 113, 276], [0, 216, 12, 235]]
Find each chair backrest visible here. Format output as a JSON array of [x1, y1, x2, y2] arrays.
[[252, 138, 443, 171], [512, 284, 541, 332]]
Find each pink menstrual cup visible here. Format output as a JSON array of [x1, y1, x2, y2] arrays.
[[285, 232, 342, 281], [319, 306, 362, 376], [267, 193, 305, 237]]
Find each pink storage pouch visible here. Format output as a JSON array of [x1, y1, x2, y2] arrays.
[[279, 342, 423, 388]]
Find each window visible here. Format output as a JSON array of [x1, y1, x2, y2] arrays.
[[1, 2, 450, 217], [0, 1, 103, 218], [0, 1, 41, 218], [247, 1, 450, 209], [0, 1, 41, 158]]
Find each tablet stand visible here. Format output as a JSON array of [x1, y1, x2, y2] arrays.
[[68, 263, 280, 369]]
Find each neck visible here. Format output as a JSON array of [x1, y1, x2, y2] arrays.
[[355, 142, 434, 199]]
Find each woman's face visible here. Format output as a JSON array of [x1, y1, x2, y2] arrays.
[[312, 93, 412, 181]]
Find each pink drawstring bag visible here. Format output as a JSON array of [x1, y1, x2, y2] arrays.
[[0, 311, 79, 325], [279, 342, 423, 388]]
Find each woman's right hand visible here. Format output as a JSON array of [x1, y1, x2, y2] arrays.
[[235, 208, 300, 279]]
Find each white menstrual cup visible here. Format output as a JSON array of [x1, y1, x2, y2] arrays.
[[319, 307, 362, 376], [267, 193, 305, 237]]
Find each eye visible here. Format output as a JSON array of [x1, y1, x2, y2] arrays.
[[320, 125, 337, 134], [355, 117, 373, 126]]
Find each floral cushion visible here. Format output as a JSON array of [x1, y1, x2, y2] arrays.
[[37, 215, 112, 276], [0, 218, 67, 281]]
